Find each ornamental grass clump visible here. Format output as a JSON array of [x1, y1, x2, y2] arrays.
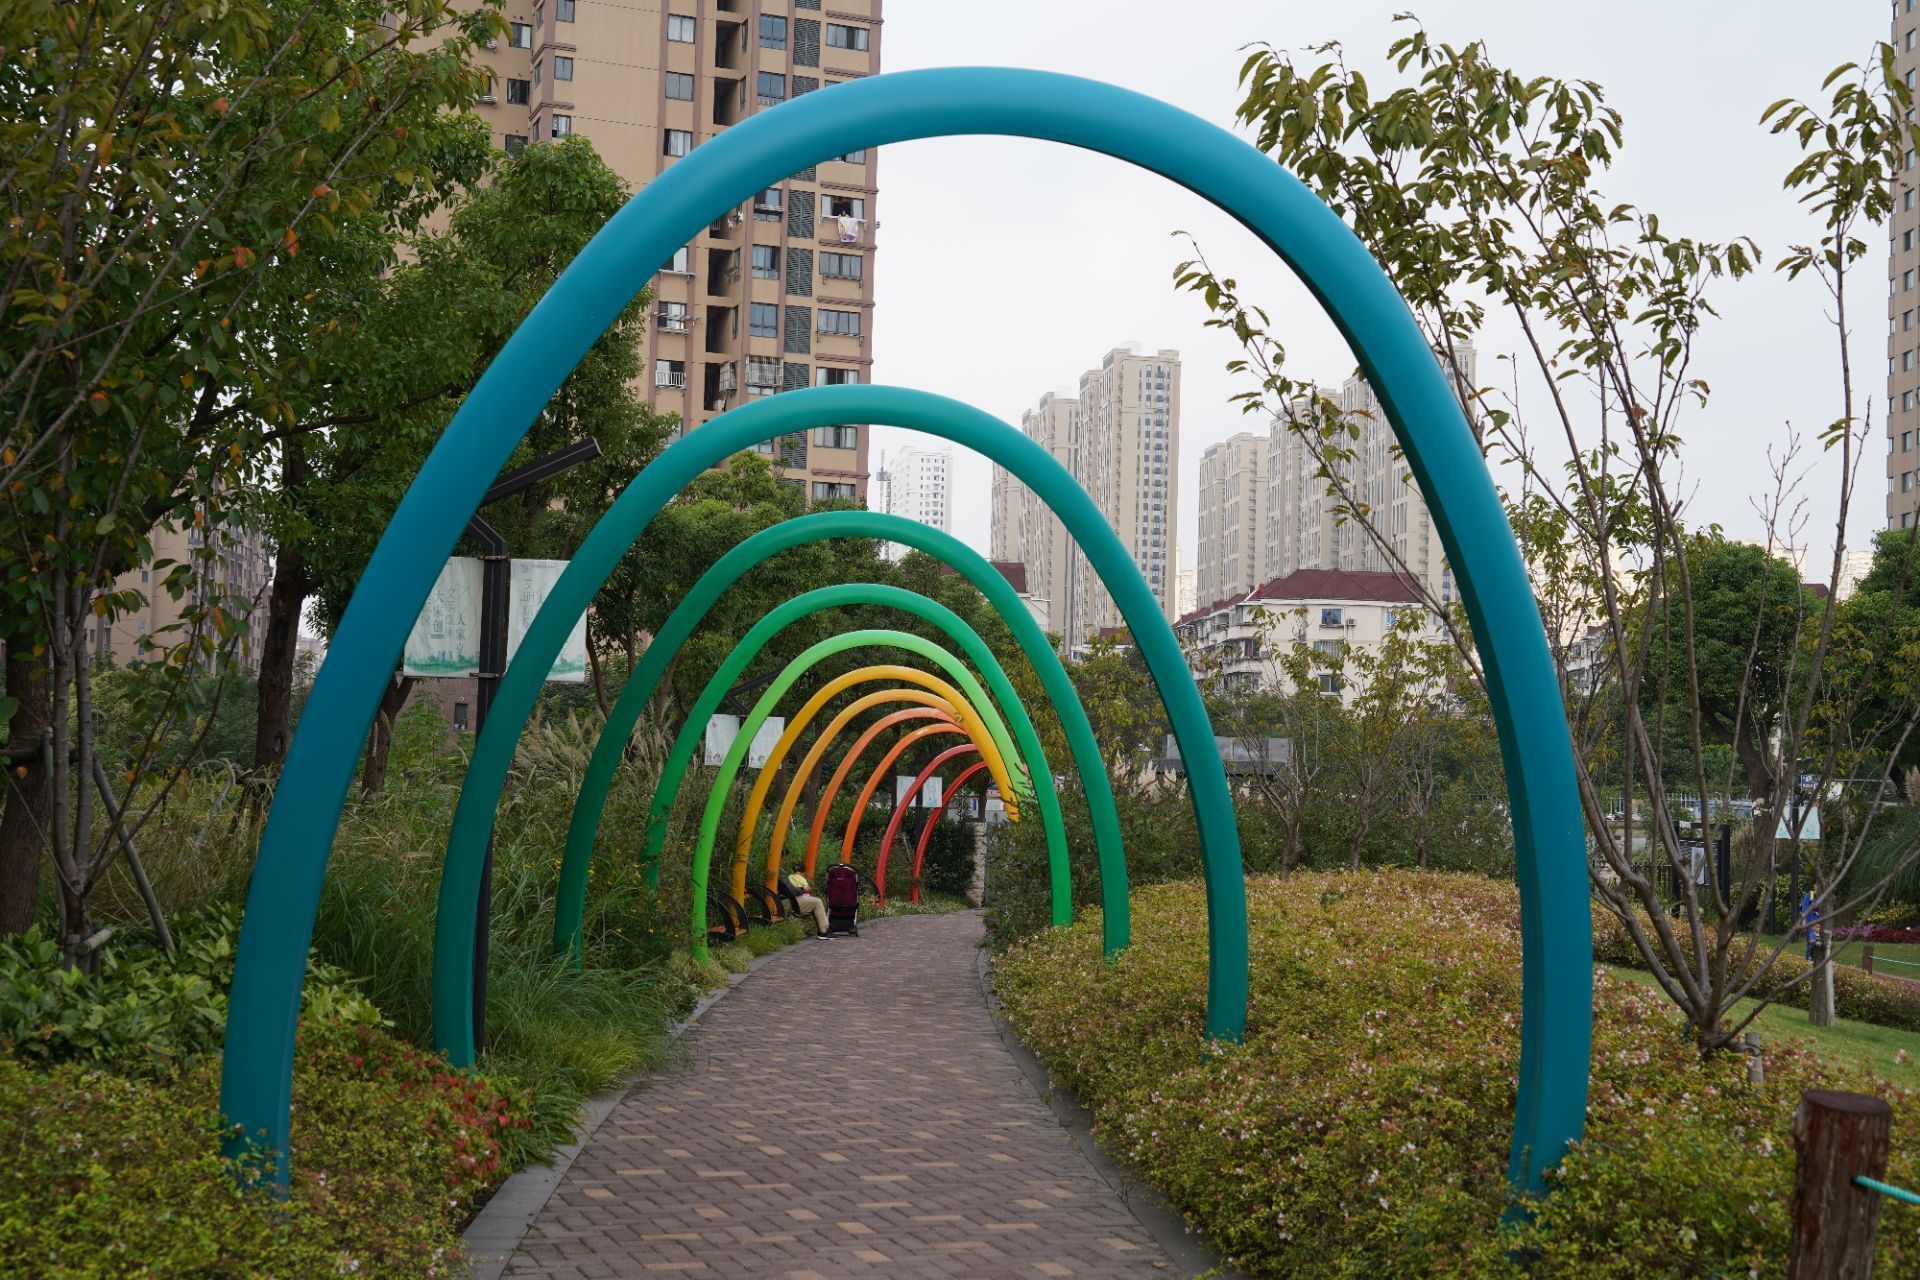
[[994, 871, 1920, 1278]]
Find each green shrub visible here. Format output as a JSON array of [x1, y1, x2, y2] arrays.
[[0, 1016, 528, 1278], [995, 871, 1920, 1279], [0, 905, 379, 1074]]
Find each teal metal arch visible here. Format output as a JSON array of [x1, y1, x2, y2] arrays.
[[554, 510, 1128, 964], [220, 68, 1586, 1196], [678, 624, 1034, 963]]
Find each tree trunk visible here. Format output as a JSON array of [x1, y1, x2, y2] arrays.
[[251, 539, 312, 774], [360, 674, 416, 797], [1810, 936, 1837, 1028], [0, 649, 51, 935]]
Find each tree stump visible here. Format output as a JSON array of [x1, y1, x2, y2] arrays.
[[1790, 1089, 1892, 1279]]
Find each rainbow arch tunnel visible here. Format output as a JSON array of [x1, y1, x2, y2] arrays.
[[555, 509, 1129, 961], [218, 67, 1589, 1198]]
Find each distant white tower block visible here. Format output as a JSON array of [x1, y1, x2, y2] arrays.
[[886, 445, 953, 560]]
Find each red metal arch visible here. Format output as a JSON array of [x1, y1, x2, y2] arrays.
[[910, 760, 994, 905], [878, 743, 981, 907]]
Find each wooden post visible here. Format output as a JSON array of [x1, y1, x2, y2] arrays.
[[1863, 944, 1875, 977], [1790, 1089, 1892, 1279]]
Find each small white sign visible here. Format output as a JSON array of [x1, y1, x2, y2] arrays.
[[704, 714, 740, 766], [895, 775, 945, 808], [748, 718, 784, 769], [403, 558, 483, 677], [505, 559, 587, 684], [1778, 806, 1823, 841]]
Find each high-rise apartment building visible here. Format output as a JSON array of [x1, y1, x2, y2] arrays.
[[465, 0, 882, 499], [1892, 1, 1920, 530], [97, 516, 272, 672], [881, 445, 951, 558], [990, 346, 1180, 649], [1266, 345, 1474, 609], [1194, 431, 1269, 609]]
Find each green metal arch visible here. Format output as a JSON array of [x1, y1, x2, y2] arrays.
[[650, 608, 1060, 970], [222, 67, 1586, 1197], [552, 510, 1127, 964], [682, 626, 1031, 959]]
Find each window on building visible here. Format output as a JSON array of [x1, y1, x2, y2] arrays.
[[664, 128, 692, 156], [657, 72, 691, 102], [453, 701, 471, 731], [1905, 430, 1914, 452], [656, 301, 689, 332], [824, 195, 865, 219], [664, 245, 692, 273], [820, 252, 862, 280], [667, 14, 695, 42], [553, 56, 574, 81], [531, 60, 541, 86], [1907, 471, 1916, 494], [837, 149, 868, 164], [1907, 390, 1915, 412], [760, 14, 787, 48], [551, 114, 572, 137], [654, 358, 686, 387], [811, 481, 857, 501], [815, 366, 860, 386], [1319, 607, 1344, 628], [749, 302, 778, 338], [753, 188, 783, 219], [747, 357, 781, 396], [817, 308, 861, 336], [825, 22, 869, 50], [556, 0, 574, 18], [504, 134, 529, 156], [533, 2, 543, 28], [510, 20, 532, 46], [757, 72, 787, 106], [507, 77, 530, 104], [751, 243, 779, 279], [811, 425, 858, 448]]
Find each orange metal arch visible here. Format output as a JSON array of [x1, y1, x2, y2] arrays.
[[803, 713, 968, 876], [911, 760, 994, 904], [878, 743, 980, 907], [754, 667, 1016, 895], [837, 723, 974, 874], [732, 686, 956, 902]]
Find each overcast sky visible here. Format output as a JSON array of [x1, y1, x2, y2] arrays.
[[866, 1, 1889, 577]]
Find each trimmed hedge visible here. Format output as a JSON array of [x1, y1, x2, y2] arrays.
[[995, 871, 1920, 1278], [1592, 911, 1920, 1032]]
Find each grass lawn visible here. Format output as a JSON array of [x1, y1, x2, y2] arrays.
[[1603, 962, 1920, 1083], [1747, 933, 1920, 976]]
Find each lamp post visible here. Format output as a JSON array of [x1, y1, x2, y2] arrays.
[[468, 438, 602, 1049]]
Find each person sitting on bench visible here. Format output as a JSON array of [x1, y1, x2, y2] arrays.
[[780, 870, 830, 939]]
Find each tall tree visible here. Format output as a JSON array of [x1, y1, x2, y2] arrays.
[[0, 0, 493, 953], [1179, 25, 1920, 1049]]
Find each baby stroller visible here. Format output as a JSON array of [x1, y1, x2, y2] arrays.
[[824, 863, 860, 937]]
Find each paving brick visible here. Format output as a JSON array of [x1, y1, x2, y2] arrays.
[[502, 912, 1169, 1278]]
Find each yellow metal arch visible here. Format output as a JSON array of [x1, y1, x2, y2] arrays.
[[748, 666, 1018, 895]]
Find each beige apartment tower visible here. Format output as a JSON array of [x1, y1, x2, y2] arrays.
[[466, 0, 882, 499], [1893, 2, 1920, 530], [1265, 346, 1474, 610], [991, 346, 1180, 649], [1194, 430, 1268, 610]]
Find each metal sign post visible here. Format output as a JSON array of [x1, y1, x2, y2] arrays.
[[468, 438, 601, 1050]]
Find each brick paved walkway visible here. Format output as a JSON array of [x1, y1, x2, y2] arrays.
[[501, 910, 1175, 1279]]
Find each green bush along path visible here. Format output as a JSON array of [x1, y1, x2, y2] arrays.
[[995, 871, 1920, 1280]]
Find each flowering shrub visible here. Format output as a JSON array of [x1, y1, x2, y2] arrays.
[[1836, 924, 1920, 945], [995, 871, 1920, 1278], [0, 1015, 530, 1277]]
